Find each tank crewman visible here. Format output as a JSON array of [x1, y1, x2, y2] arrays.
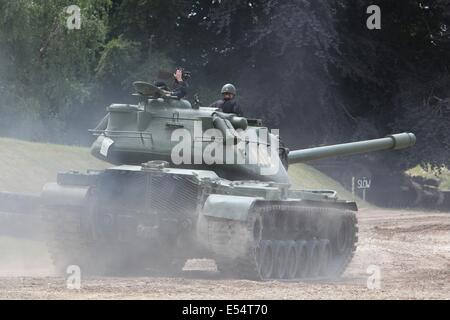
[[171, 68, 188, 99], [154, 69, 188, 99], [209, 84, 244, 117]]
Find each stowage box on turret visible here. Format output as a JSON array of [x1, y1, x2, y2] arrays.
[[0, 82, 416, 280]]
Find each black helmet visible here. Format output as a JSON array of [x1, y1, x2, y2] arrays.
[[221, 84, 237, 96]]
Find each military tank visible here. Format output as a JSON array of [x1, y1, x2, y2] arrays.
[[0, 82, 416, 280]]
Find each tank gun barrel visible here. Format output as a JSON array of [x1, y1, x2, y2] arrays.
[[288, 133, 416, 164]]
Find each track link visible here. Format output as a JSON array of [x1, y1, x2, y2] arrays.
[[44, 207, 184, 277]]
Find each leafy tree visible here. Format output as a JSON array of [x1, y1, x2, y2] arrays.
[[1, 0, 450, 173], [0, 0, 110, 143]]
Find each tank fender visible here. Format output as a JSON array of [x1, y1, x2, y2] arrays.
[[197, 195, 260, 258], [42, 183, 89, 207], [202, 194, 259, 221]]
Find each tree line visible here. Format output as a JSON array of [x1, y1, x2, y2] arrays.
[[0, 0, 449, 171]]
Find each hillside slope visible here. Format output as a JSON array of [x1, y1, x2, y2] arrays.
[[0, 138, 108, 193]]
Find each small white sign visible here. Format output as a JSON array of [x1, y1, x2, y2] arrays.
[[357, 177, 372, 189], [100, 137, 114, 157]]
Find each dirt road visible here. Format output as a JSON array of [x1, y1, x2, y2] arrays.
[[0, 209, 449, 300]]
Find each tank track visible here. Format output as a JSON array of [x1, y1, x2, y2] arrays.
[[43, 207, 184, 277], [44, 208, 132, 276], [211, 204, 358, 281], [43, 202, 357, 280]]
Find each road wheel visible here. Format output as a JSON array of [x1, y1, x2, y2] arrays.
[[259, 240, 275, 280], [285, 241, 298, 279], [295, 240, 308, 279], [306, 240, 321, 278], [318, 240, 332, 276], [274, 241, 288, 279]]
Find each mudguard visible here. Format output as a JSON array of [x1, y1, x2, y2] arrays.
[[197, 194, 260, 258], [42, 183, 89, 207], [202, 194, 259, 221]]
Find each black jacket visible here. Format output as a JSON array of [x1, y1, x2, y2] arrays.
[[172, 80, 188, 99], [209, 99, 243, 117]]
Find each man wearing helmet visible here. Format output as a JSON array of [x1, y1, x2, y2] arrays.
[[209, 84, 243, 117]]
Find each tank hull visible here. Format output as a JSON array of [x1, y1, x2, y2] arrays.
[[0, 163, 357, 280]]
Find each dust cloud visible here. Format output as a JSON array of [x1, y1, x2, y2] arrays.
[[0, 215, 54, 277]]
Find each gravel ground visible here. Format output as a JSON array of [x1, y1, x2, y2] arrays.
[[0, 208, 449, 300]]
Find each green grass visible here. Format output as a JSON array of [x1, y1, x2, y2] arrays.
[[0, 138, 108, 193], [289, 163, 367, 207], [407, 165, 450, 190]]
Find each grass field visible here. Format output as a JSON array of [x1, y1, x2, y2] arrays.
[[0, 138, 108, 193]]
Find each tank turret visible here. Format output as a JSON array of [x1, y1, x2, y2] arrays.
[[90, 82, 416, 183]]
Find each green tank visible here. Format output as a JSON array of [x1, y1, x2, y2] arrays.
[[0, 82, 416, 280]]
